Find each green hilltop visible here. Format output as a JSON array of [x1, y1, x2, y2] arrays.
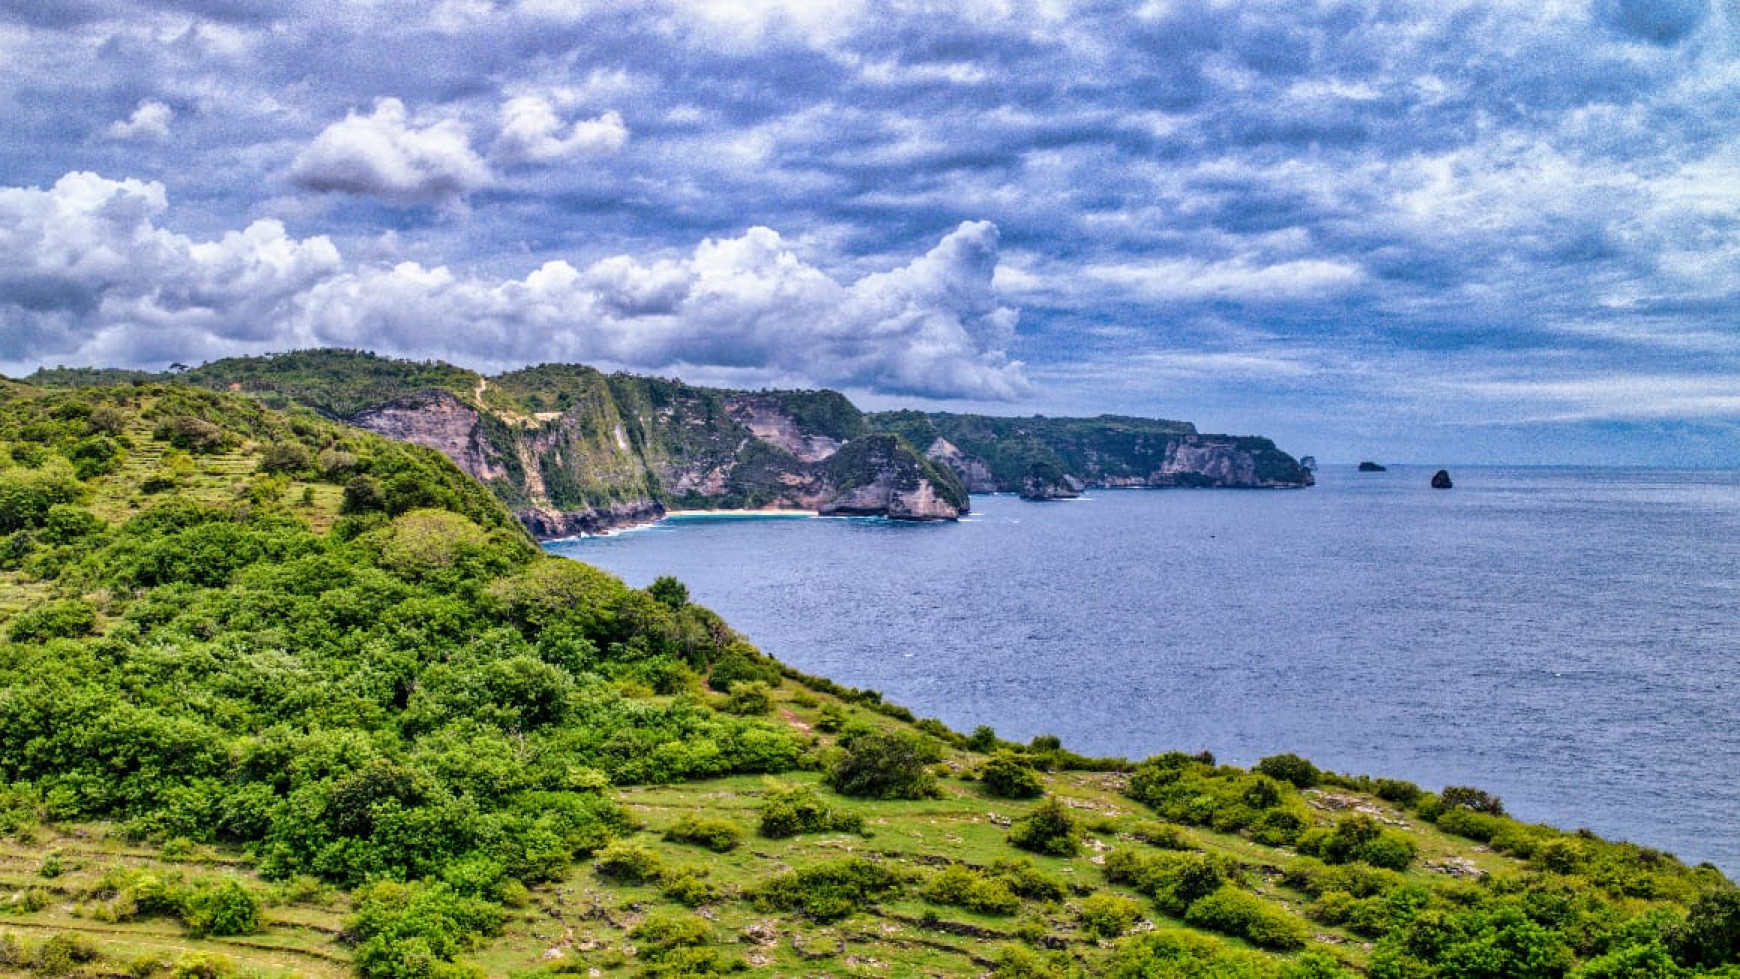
[[0, 378, 1733, 978]]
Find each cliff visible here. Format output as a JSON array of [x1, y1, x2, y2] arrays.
[[27, 349, 1312, 536]]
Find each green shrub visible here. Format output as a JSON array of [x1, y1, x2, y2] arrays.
[[990, 944, 1071, 978], [967, 725, 1001, 753], [593, 841, 665, 884], [1079, 892, 1144, 938], [980, 752, 1045, 799], [6, 599, 98, 643], [660, 868, 719, 907], [1185, 886, 1309, 950], [663, 815, 743, 853], [707, 644, 781, 692], [1008, 796, 1079, 857], [751, 857, 906, 922], [181, 879, 260, 938], [757, 782, 864, 839], [989, 859, 1068, 903], [1103, 849, 1231, 916], [1374, 779, 1423, 807], [922, 865, 1021, 915], [347, 881, 503, 979], [630, 911, 713, 952], [1128, 821, 1194, 850], [722, 680, 773, 716], [1440, 785, 1505, 816], [826, 728, 941, 799], [1670, 888, 1740, 967], [1255, 753, 1322, 789], [1297, 815, 1416, 870], [1436, 807, 1507, 843]]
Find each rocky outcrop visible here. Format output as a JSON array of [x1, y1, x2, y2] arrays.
[[818, 435, 967, 521], [925, 438, 998, 493], [1432, 469, 1454, 489], [519, 500, 667, 538], [351, 392, 510, 484], [1358, 461, 1387, 472], [725, 395, 843, 462], [1019, 462, 1083, 500]]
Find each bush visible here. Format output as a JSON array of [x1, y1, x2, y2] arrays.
[[662, 815, 744, 853], [660, 868, 719, 907], [826, 728, 942, 799], [722, 680, 774, 716], [923, 864, 1021, 915], [1008, 797, 1079, 857], [593, 841, 665, 884], [1185, 886, 1309, 950], [1440, 785, 1505, 816], [1103, 849, 1231, 916], [1297, 815, 1416, 870], [1079, 892, 1144, 938], [181, 879, 260, 938], [757, 782, 864, 839], [1128, 821, 1194, 850], [347, 881, 504, 979], [1374, 779, 1423, 807], [751, 857, 906, 922], [1670, 888, 1740, 967], [980, 752, 1045, 799], [1255, 753, 1322, 789], [989, 859, 1068, 903], [6, 598, 97, 643]]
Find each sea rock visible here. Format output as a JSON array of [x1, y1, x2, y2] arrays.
[[1358, 461, 1387, 472], [1432, 469, 1453, 489], [1019, 461, 1084, 500], [818, 434, 965, 521], [1299, 455, 1318, 471]]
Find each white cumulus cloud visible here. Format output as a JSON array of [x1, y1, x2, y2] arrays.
[[1, 173, 1027, 400], [288, 98, 491, 205], [493, 97, 628, 164], [105, 99, 173, 141]]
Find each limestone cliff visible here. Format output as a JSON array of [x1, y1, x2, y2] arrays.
[[33, 350, 1310, 536]]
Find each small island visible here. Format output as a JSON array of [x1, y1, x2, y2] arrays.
[[1432, 469, 1454, 489], [1357, 461, 1387, 472]]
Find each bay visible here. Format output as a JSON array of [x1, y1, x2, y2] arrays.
[[546, 465, 1740, 875]]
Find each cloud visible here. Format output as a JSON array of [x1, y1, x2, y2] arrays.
[[288, 98, 491, 205], [1596, 0, 1709, 44], [0, 173, 1026, 399], [493, 97, 628, 164], [105, 99, 174, 141]]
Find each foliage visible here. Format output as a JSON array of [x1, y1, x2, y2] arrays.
[[980, 752, 1045, 799], [1184, 886, 1310, 950], [922, 864, 1022, 915], [1125, 753, 1311, 845], [1103, 848, 1236, 916], [1296, 815, 1418, 871], [662, 815, 744, 853], [1671, 889, 1740, 968], [1255, 753, 1322, 789], [826, 727, 942, 800], [751, 857, 907, 922], [757, 782, 864, 839], [347, 880, 504, 979], [1008, 796, 1080, 857], [1079, 892, 1145, 938]]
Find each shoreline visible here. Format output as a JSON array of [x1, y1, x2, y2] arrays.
[[538, 506, 819, 542]]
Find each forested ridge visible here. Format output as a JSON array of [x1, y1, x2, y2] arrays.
[[0, 380, 1733, 978]]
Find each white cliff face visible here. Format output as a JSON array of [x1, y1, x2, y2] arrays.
[[1157, 437, 1261, 486], [725, 397, 843, 462], [351, 392, 508, 483], [924, 437, 998, 493]]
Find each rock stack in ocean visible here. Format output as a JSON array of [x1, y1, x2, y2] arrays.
[[1432, 469, 1453, 489], [1358, 461, 1387, 472]]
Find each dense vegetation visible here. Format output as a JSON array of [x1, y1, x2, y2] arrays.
[[0, 378, 1733, 978]]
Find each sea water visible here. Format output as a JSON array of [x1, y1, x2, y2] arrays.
[[546, 465, 1740, 875]]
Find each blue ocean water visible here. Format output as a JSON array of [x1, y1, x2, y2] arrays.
[[546, 465, 1740, 875]]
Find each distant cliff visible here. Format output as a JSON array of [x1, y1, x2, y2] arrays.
[[29, 349, 1311, 536]]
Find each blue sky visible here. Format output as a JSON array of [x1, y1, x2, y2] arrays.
[[1, 0, 1737, 464]]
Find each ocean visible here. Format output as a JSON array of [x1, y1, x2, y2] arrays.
[[546, 465, 1740, 875]]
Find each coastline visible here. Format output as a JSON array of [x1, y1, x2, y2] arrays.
[[537, 505, 820, 542]]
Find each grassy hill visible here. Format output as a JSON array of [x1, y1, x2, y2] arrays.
[[0, 380, 1733, 978]]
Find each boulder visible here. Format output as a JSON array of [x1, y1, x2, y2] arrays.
[[1431, 469, 1453, 489]]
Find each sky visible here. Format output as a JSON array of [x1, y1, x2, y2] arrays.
[[2, 0, 1738, 465]]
